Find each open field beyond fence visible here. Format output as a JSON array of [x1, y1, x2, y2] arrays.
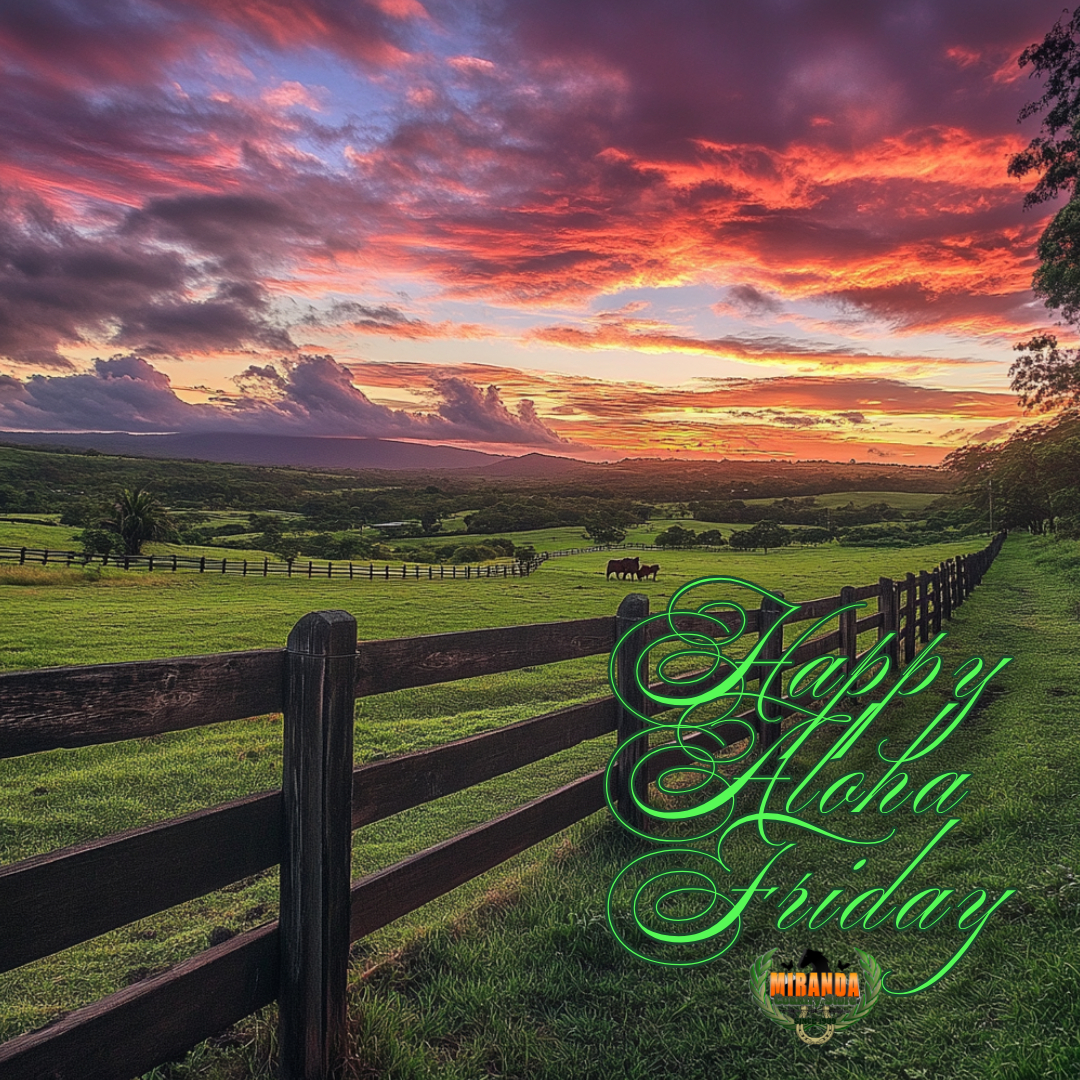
[[0, 536, 1004, 1079]]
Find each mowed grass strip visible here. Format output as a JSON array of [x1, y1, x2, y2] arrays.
[[0, 538, 1000, 1069]]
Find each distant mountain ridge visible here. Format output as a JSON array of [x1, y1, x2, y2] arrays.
[[0, 432, 514, 471], [471, 452, 595, 478], [0, 430, 954, 494]]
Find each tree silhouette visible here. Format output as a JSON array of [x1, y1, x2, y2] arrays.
[[1004, 11, 1080, 401]]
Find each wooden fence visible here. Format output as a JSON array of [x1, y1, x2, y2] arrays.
[[0, 532, 1006, 1079], [0, 546, 544, 580], [541, 541, 729, 557]]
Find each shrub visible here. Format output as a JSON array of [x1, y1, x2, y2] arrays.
[[450, 543, 500, 563], [696, 529, 727, 546], [76, 527, 122, 557], [654, 525, 697, 548]]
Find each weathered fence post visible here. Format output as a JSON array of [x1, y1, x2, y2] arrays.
[[280, 610, 357, 1080], [931, 567, 942, 635], [903, 572, 917, 664], [942, 560, 952, 621], [918, 570, 930, 643], [758, 593, 785, 749], [615, 594, 650, 834], [839, 585, 857, 681], [878, 577, 899, 672]]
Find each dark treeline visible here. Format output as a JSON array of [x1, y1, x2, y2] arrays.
[[462, 497, 655, 535], [691, 497, 906, 527], [942, 411, 1080, 537], [0, 443, 952, 524], [0, 442, 975, 558]]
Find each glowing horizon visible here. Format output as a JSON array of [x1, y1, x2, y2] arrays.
[[0, 1, 1073, 465]]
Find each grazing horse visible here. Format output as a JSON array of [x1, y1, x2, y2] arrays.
[[606, 556, 640, 580], [636, 563, 660, 581]]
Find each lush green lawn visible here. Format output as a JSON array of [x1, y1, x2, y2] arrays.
[[328, 533, 1080, 1079], [0, 521, 80, 550], [0, 537, 989, 670], [0, 534, 1026, 1078], [1, 515, 724, 568]]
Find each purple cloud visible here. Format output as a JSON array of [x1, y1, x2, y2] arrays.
[[0, 352, 576, 445]]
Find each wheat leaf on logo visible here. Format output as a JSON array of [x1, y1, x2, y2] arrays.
[[833, 948, 882, 1030], [749, 949, 795, 1029]]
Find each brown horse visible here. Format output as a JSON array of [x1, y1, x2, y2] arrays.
[[606, 556, 640, 580], [636, 563, 660, 581]]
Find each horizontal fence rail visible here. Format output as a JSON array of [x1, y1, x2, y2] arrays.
[[0, 532, 1007, 1079]]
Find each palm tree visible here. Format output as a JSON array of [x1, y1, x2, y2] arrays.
[[107, 488, 178, 556]]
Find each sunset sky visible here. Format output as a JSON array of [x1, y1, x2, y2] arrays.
[[0, 0, 1074, 464]]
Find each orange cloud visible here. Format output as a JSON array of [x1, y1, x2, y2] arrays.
[[527, 320, 991, 376], [341, 358, 1025, 464]]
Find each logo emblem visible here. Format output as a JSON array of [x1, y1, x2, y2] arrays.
[[750, 948, 882, 1045]]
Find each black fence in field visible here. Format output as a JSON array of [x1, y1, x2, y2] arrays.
[[0, 545, 544, 580]]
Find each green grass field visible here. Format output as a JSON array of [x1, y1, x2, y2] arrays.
[[3, 532, 1069, 1079], [333, 533, 1079, 1080], [742, 490, 943, 512]]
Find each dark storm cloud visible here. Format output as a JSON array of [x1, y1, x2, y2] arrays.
[[0, 0, 1072, 371], [0, 352, 576, 445], [725, 285, 784, 316], [0, 0, 424, 91], [0, 190, 297, 364], [824, 281, 1042, 333], [111, 293, 295, 355], [124, 194, 317, 276], [490, 0, 1061, 151]]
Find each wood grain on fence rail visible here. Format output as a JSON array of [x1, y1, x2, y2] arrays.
[[0, 694, 624, 976], [0, 923, 279, 1080], [0, 790, 281, 975], [0, 650, 284, 758], [349, 771, 605, 943], [786, 593, 847, 624], [354, 616, 615, 696], [352, 696, 618, 829]]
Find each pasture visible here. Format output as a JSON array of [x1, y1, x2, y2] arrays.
[[742, 490, 942, 512], [3, 533, 1073, 1078]]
